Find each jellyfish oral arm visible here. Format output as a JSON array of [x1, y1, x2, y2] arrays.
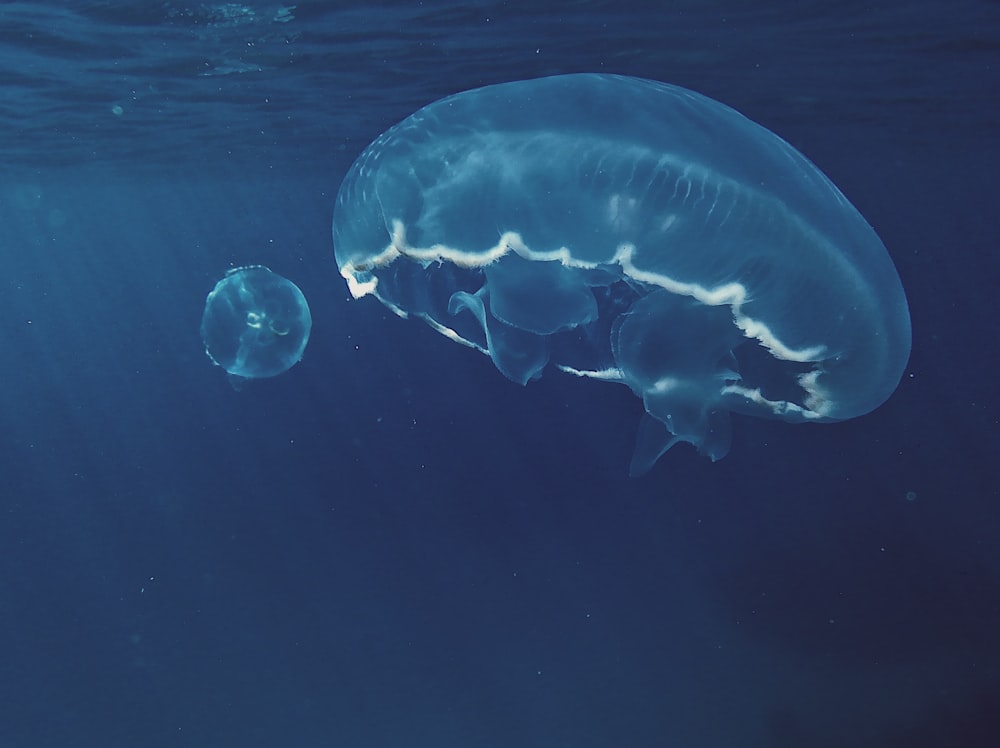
[[344, 222, 841, 424]]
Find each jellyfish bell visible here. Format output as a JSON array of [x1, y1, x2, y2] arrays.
[[201, 265, 312, 380], [333, 73, 911, 474]]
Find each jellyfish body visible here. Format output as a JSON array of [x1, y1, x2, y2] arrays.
[[333, 74, 910, 474], [201, 265, 311, 380]]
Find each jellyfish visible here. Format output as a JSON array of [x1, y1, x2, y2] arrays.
[[201, 265, 311, 380], [332, 74, 911, 474]]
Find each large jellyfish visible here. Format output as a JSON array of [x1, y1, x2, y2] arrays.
[[332, 74, 911, 475], [201, 265, 311, 380]]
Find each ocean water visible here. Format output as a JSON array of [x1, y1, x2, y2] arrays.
[[1, 2, 998, 747]]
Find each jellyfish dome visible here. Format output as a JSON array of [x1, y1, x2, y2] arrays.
[[333, 74, 911, 475], [201, 265, 312, 380]]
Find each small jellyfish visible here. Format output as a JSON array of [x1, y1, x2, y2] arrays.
[[201, 265, 311, 380], [332, 74, 911, 474]]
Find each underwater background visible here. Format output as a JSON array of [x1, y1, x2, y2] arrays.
[[1, 2, 998, 746]]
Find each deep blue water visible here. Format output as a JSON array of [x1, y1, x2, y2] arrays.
[[1, 2, 998, 747]]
